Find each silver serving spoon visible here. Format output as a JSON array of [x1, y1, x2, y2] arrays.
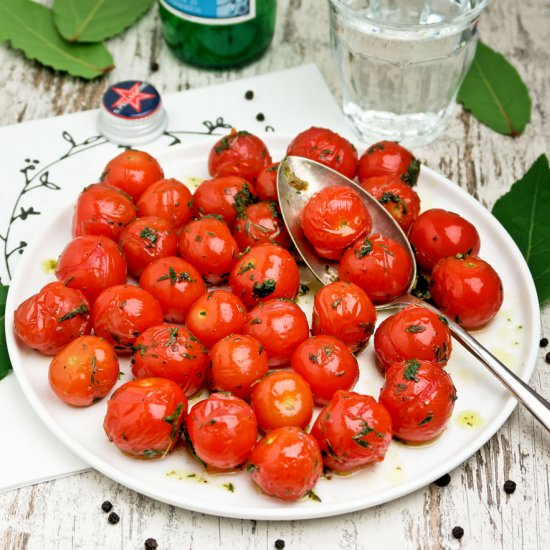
[[277, 155, 550, 431]]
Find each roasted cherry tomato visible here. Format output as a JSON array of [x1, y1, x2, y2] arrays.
[[178, 216, 238, 285], [374, 305, 452, 372], [72, 183, 137, 241], [287, 127, 358, 179], [255, 162, 279, 201], [250, 370, 314, 432], [49, 335, 119, 407], [104, 377, 187, 459], [119, 216, 178, 279], [136, 178, 193, 229], [229, 243, 300, 309], [379, 359, 457, 443], [210, 334, 269, 399], [311, 390, 392, 473], [357, 141, 419, 187], [185, 289, 247, 348], [301, 185, 372, 260], [139, 256, 206, 323], [290, 335, 359, 405], [361, 176, 421, 233], [208, 129, 272, 182], [101, 150, 164, 201], [55, 235, 127, 304], [92, 284, 163, 354], [247, 426, 322, 501], [339, 233, 413, 304], [312, 281, 376, 352], [193, 176, 257, 227], [430, 255, 503, 329], [14, 282, 91, 355], [186, 393, 258, 470], [233, 201, 291, 250], [243, 298, 309, 367], [131, 324, 209, 397], [408, 208, 481, 272]]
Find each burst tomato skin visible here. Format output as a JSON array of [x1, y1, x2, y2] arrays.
[[312, 281, 376, 352], [178, 216, 239, 285], [55, 235, 127, 304], [92, 284, 163, 354], [301, 185, 371, 260], [430, 256, 503, 329], [233, 201, 291, 250], [131, 324, 208, 397], [286, 127, 358, 179], [290, 335, 359, 405], [208, 130, 272, 182], [408, 208, 481, 272], [136, 178, 193, 229], [14, 282, 91, 355], [193, 176, 257, 228], [186, 393, 258, 470], [255, 162, 279, 201], [229, 244, 300, 309], [49, 335, 119, 407], [184, 289, 247, 348], [119, 216, 178, 279], [244, 299, 310, 367], [374, 305, 453, 372], [104, 377, 187, 459], [139, 256, 206, 323], [210, 334, 269, 399], [311, 390, 392, 473], [358, 141, 419, 187], [379, 359, 457, 443], [339, 233, 413, 304], [247, 426, 322, 501], [250, 370, 314, 432], [101, 150, 164, 201], [72, 183, 137, 241]]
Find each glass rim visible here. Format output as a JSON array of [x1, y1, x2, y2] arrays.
[[328, 0, 491, 32]]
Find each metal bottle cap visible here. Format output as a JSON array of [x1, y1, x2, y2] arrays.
[[98, 80, 167, 145]]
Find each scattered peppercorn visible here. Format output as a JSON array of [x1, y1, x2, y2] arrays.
[[150, 61, 159, 72], [256, 113, 265, 122], [545, 352, 550, 364], [539, 337, 548, 348], [108, 512, 120, 525], [452, 526, 464, 540], [503, 480, 517, 494], [434, 473, 451, 487], [145, 538, 158, 550], [245, 90, 254, 100], [274, 539, 285, 549], [101, 500, 113, 513]]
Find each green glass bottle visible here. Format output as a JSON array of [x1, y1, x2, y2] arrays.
[[158, 1, 277, 69]]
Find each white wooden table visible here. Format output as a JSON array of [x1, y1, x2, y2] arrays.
[[1, 1, 549, 548]]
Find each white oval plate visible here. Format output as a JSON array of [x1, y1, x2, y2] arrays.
[[5, 136, 540, 520]]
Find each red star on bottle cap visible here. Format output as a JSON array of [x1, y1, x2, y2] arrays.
[[111, 82, 156, 112]]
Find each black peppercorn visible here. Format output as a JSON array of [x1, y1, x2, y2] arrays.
[[503, 480, 517, 494], [452, 526, 464, 540], [539, 337, 548, 348], [150, 61, 160, 72], [108, 512, 120, 525], [434, 473, 451, 487], [274, 539, 285, 549], [256, 113, 265, 122], [545, 352, 550, 364], [101, 500, 113, 513], [145, 538, 158, 550], [245, 90, 254, 100]]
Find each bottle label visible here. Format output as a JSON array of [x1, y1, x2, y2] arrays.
[[160, 0, 256, 25]]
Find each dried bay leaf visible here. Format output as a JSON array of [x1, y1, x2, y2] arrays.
[[53, 0, 154, 43], [0, 286, 11, 381], [0, 0, 114, 80], [458, 41, 531, 136]]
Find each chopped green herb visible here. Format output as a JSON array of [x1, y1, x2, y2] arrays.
[[58, 303, 89, 322], [406, 324, 426, 333], [139, 226, 159, 248], [403, 359, 421, 382], [418, 413, 433, 425], [252, 279, 276, 298], [356, 238, 373, 259]]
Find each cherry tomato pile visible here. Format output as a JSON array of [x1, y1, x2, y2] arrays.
[[13, 127, 504, 503]]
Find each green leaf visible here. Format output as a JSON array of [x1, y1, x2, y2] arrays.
[[53, 0, 154, 43], [492, 155, 550, 304], [0, 0, 114, 80], [0, 286, 12, 381], [458, 41, 531, 136]]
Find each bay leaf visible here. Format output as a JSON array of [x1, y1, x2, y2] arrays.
[[53, 0, 154, 43], [492, 155, 550, 304], [458, 41, 531, 136], [0, 286, 12, 381], [0, 0, 114, 80]]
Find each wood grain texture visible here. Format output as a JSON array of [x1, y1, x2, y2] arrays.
[[1, 1, 549, 549]]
